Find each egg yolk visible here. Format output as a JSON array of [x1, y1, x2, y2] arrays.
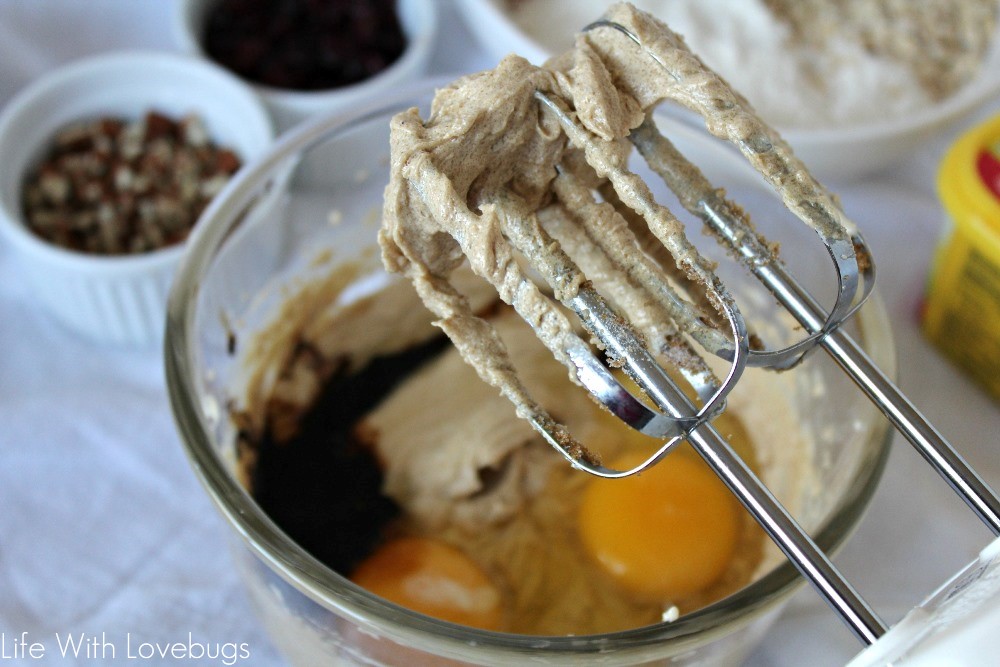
[[350, 537, 505, 631], [577, 450, 740, 600]]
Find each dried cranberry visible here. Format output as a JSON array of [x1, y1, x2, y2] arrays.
[[202, 0, 407, 91]]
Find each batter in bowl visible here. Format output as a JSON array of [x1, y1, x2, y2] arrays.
[[232, 263, 811, 635], [235, 2, 831, 636]]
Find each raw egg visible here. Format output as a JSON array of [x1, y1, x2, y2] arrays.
[[577, 449, 739, 600], [350, 536, 505, 631]]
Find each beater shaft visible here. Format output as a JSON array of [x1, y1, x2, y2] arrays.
[[822, 322, 1000, 536], [688, 428, 888, 644], [633, 120, 1000, 536], [600, 306, 890, 643]]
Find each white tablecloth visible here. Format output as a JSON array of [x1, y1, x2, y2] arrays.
[[1, 2, 998, 665]]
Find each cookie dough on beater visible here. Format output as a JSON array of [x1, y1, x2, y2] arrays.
[[379, 2, 861, 464]]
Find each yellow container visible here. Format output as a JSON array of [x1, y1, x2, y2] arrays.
[[923, 113, 1000, 401]]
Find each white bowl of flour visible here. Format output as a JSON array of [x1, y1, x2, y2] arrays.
[[456, 0, 1000, 183]]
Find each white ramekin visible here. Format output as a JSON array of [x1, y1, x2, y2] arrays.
[[0, 50, 275, 347]]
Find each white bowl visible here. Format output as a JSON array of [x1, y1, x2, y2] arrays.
[[173, 0, 439, 132], [0, 50, 274, 346], [454, 0, 1000, 184]]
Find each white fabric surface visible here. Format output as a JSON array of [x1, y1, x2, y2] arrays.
[[0, 1, 998, 665]]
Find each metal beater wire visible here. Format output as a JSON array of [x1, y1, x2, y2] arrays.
[[529, 15, 1000, 644], [580, 18, 1000, 537]]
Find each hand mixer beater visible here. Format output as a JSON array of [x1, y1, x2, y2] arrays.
[[380, 2, 1000, 657]]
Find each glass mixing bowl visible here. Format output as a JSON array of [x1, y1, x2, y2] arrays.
[[165, 78, 895, 666]]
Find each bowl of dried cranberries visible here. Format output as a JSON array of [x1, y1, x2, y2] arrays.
[[173, 0, 439, 131]]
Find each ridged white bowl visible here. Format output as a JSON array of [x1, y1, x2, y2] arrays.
[[0, 50, 274, 346]]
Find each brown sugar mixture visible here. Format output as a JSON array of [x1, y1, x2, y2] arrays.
[[232, 270, 791, 635]]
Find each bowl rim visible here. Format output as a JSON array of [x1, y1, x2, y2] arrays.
[[165, 76, 895, 661], [0, 49, 274, 270]]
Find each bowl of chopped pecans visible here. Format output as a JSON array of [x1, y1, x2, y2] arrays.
[[0, 50, 274, 346]]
